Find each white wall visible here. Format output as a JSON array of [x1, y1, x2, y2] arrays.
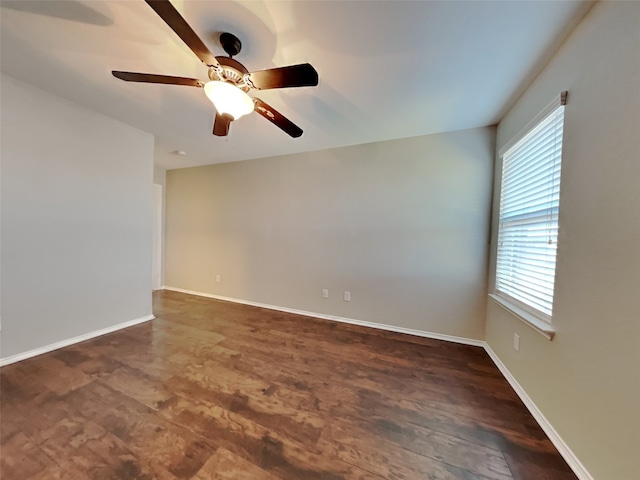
[[0, 74, 155, 360], [486, 2, 640, 479], [165, 127, 494, 340]]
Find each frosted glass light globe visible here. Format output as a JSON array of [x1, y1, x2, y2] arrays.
[[204, 81, 254, 120]]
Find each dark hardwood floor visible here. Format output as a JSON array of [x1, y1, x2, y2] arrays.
[[1, 290, 577, 479]]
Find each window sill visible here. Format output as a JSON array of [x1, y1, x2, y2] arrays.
[[489, 294, 555, 340]]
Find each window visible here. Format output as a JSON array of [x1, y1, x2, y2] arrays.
[[494, 93, 566, 325]]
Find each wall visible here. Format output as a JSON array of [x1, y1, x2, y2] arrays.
[[153, 167, 166, 187], [165, 127, 494, 340], [153, 167, 166, 286], [486, 2, 640, 479], [1, 74, 155, 360]]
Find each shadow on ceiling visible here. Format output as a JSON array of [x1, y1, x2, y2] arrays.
[[1, 0, 113, 26]]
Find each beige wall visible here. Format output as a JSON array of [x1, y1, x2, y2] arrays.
[[1, 74, 155, 359], [166, 127, 494, 339], [486, 2, 640, 479]]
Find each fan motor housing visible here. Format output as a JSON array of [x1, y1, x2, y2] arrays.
[[208, 57, 249, 90]]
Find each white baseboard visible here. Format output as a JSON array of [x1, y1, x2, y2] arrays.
[[161, 286, 484, 347], [0, 314, 155, 367], [482, 343, 593, 480]]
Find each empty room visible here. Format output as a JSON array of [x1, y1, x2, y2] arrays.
[[1, 1, 638, 479]]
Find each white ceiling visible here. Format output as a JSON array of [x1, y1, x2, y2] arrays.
[[1, 0, 593, 170]]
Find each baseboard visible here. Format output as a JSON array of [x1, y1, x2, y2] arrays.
[[0, 314, 155, 367], [161, 286, 484, 347], [482, 343, 593, 480]]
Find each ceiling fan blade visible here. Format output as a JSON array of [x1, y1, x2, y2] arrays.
[[253, 98, 303, 138], [144, 0, 219, 68], [213, 112, 233, 137], [248, 64, 318, 90], [112, 71, 204, 87]]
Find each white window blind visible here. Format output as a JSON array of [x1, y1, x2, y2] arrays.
[[496, 99, 565, 322]]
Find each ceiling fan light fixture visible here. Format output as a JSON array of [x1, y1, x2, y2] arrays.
[[204, 81, 254, 120]]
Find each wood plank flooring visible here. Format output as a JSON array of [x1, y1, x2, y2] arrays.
[[1, 290, 577, 479]]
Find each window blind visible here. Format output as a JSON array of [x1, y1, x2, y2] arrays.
[[496, 104, 565, 321]]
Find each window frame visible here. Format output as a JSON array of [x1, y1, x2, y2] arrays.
[[491, 92, 567, 339]]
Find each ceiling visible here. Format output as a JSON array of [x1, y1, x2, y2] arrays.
[[0, 0, 593, 170]]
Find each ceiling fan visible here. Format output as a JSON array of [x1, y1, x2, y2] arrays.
[[112, 0, 318, 138]]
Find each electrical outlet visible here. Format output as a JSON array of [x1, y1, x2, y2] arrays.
[[322, 289, 329, 299], [215, 275, 221, 283], [513, 333, 520, 351], [344, 291, 351, 302]]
